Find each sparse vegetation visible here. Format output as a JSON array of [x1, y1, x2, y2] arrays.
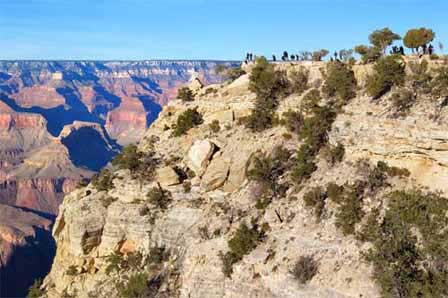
[[172, 108, 203, 136], [321, 143, 345, 166], [362, 190, 448, 297], [91, 169, 114, 191], [112, 144, 159, 181], [209, 120, 220, 133], [291, 256, 319, 285], [333, 183, 365, 235], [390, 88, 415, 117], [369, 28, 401, 54], [431, 66, 448, 100], [27, 278, 44, 298], [220, 222, 266, 277], [300, 89, 321, 114], [322, 61, 357, 104], [366, 55, 405, 99], [147, 186, 172, 210], [117, 273, 150, 298], [280, 110, 303, 134], [177, 87, 195, 102], [66, 265, 78, 276], [354, 45, 382, 64], [248, 146, 291, 197], [245, 57, 290, 132], [289, 67, 309, 94], [303, 187, 327, 221]]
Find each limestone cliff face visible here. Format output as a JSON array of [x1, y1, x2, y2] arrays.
[[43, 59, 448, 298]]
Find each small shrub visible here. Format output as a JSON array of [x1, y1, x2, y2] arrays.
[[112, 145, 159, 181], [117, 273, 150, 298], [366, 55, 405, 99], [209, 120, 220, 133], [220, 222, 265, 277], [172, 108, 203, 137], [291, 144, 318, 185], [246, 57, 290, 132], [27, 278, 44, 298], [147, 186, 172, 210], [300, 89, 321, 114], [303, 187, 327, 221], [431, 66, 448, 100], [334, 184, 365, 235], [280, 109, 303, 134], [354, 45, 381, 64], [408, 60, 432, 94], [226, 66, 246, 81], [182, 181, 192, 193], [390, 88, 415, 117], [322, 61, 357, 104], [247, 146, 291, 196], [66, 265, 78, 276], [321, 143, 345, 166], [430, 53, 439, 60], [291, 256, 318, 285], [91, 169, 114, 191], [177, 87, 195, 102], [326, 182, 344, 203], [289, 67, 309, 95]]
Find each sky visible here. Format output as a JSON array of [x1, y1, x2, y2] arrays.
[[0, 0, 446, 60]]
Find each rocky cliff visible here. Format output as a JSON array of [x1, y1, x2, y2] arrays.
[[41, 57, 448, 297], [0, 60, 235, 297]]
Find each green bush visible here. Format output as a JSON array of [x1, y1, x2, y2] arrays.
[[334, 184, 365, 235], [289, 67, 309, 95], [220, 222, 265, 277], [91, 169, 114, 191], [354, 45, 382, 64], [291, 256, 319, 284], [246, 57, 290, 132], [66, 265, 78, 276], [366, 55, 405, 99], [177, 87, 195, 102], [299, 105, 336, 150], [325, 182, 344, 203], [408, 60, 432, 94], [390, 88, 415, 116], [247, 146, 291, 196], [280, 110, 303, 134], [291, 144, 318, 185], [303, 187, 327, 221], [363, 190, 448, 297], [209, 120, 220, 133], [322, 61, 357, 104], [117, 273, 151, 298], [147, 186, 172, 210], [112, 144, 159, 181], [300, 89, 321, 114], [321, 143, 345, 166], [27, 278, 44, 298], [431, 66, 448, 100], [368, 27, 401, 54], [227, 66, 247, 81], [172, 108, 203, 137]]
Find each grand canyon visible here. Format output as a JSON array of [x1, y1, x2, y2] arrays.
[[0, 60, 236, 297]]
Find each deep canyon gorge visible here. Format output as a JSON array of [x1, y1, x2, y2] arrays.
[[0, 60, 236, 297]]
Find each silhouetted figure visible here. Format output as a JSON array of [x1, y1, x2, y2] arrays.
[[249, 53, 253, 61], [400, 46, 405, 55], [272, 55, 277, 62], [330, 57, 334, 62], [422, 44, 427, 55], [429, 44, 434, 55], [334, 51, 338, 60], [291, 54, 296, 61], [283, 51, 289, 61]]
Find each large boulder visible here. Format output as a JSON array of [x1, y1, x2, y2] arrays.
[[201, 152, 231, 192], [187, 140, 215, 177], [156, 166, 180, 187]]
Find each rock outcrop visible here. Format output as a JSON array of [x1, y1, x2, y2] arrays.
[[42, 58, 448, 298]]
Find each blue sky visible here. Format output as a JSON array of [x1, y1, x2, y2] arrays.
[[0, 0, 446, 60]]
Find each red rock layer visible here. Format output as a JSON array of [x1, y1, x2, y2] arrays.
[[11, 86, 65, 109]]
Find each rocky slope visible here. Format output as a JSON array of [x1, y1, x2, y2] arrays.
[[42, 58, 448, 297], [0, 60, 235, 297]]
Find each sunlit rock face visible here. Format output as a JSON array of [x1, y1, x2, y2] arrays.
[[0, 60, 236, 297]]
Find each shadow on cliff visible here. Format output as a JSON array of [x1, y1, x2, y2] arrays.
[[0, 226, 56, 298], [138, 95, 162, 126], [61, 126, 121, 172], [0, 89, 103, 137]]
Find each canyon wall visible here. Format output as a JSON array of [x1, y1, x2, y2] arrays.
[[0, 60, 236, 297]]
